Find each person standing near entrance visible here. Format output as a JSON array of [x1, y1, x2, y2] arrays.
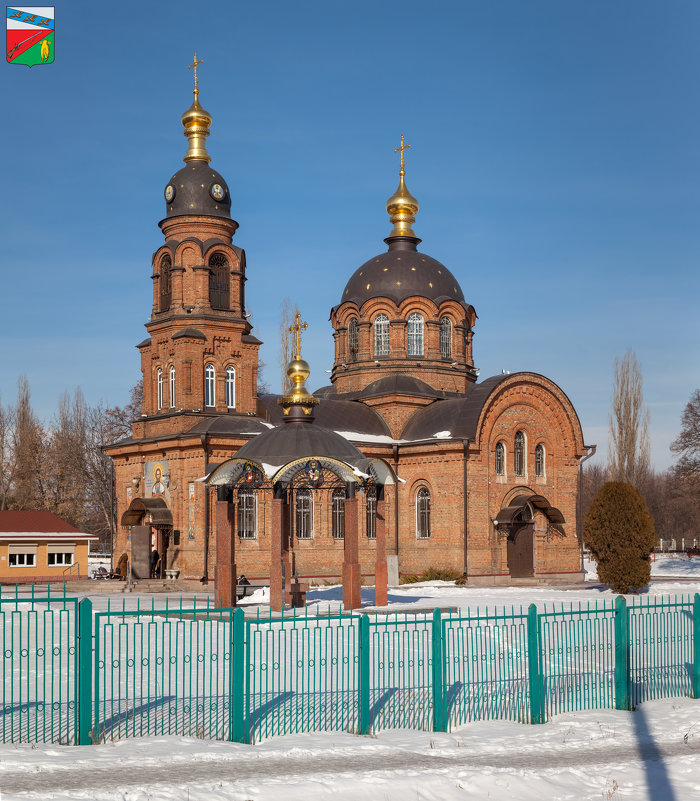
[[150, 547, 160, 579]]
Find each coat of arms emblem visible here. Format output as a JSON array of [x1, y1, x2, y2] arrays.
[[7, 7, 54, 67]]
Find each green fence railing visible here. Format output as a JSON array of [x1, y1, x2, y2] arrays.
[[2, 592, 700, 745]]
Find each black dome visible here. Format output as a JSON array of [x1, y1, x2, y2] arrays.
[[340, 237, 466, 309], [234, 423, 368, 470], [164, 162, 231, 219]]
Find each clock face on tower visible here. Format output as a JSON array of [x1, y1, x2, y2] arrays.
[[210, 183, 225, 201], [164, 185, 175, 203]]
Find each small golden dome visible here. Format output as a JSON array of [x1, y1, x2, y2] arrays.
[[181, 53, 212, 164], [279, 316, 319, 411], [386, 134, 419, 237]]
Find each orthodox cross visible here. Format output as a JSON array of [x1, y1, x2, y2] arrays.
[[188, 52, 203, 92], [394, 134, 411, 172], [289, 312, 308, 361]]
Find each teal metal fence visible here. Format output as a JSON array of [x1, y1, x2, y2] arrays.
[[2, 591, 700, 745], [1, 588, 80, 744]]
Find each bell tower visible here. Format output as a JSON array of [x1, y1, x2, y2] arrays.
[[134, 55, 261, 439]]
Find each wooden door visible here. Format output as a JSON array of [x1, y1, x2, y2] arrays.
[[507, 523, 534, 578]]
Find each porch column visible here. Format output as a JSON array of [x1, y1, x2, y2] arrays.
[[374, 489, 388, 607], [270, 484, 291, 613], [343, 484, 362, 611], [214, 489, 237, 608]]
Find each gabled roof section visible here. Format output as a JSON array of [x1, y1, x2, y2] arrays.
[[0, 510, 82, 534], [400, 375, 508, 441]]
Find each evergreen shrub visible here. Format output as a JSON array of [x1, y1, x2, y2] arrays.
[[584, 481, 656, 593]]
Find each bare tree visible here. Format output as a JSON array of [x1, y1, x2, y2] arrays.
[[104, 379, 143, 442], [671, 388, 700, 478], [12, 376, 46, 509], [608, 350, 650, 489], [278, 297, 300, 394], [0, 397, 16, 510]]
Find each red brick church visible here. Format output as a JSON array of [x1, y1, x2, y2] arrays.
[[107, 69, 591, 587]]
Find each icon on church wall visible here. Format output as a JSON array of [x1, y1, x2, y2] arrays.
[[6, 7, 54, 66], [188, 482, 196, 540], [144, 460, 170, 501], [305, 459, 323, 487], [243, 462, 263, 487], [210, 183, 225, 201], [164, 184, 175, 203]]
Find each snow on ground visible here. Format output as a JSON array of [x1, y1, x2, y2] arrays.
[[1, 698, 699, 800]]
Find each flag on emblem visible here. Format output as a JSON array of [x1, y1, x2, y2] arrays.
[[6, 7, 54, 67]]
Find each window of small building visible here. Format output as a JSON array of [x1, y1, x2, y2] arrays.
[[408, 313, 424, 356], [157, 368, 163, 411], [209, 252, 230, 310], [8, 552, 36, 567], [169, 365, 176, 408], [332, 488, 345, 539], [296, 488, 313, 539], [348, 318, 359, 360], [440, 316, 452, 359], [366, 485, 377, 539], [159, 255, 171, 312], [226, 366, 236, 409], [374, 314, 390, 357], [535, 443, 545, 478], [495, 441, 505, 476], [47, 552, 73, 566], [237, 487, 256, 539], [205, 364, 216, 407], [514, 431, 526, 477], [416, 487, 431, 539]]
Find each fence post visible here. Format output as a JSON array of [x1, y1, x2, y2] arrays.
[[614, 595, 630, 710], [77, 598, 93, 745], [358, 614, 370, 734], [694, 594, 700, 699], [231, 607, 247, 743], [527, 604, 544, 724], [432, 608, 445, 731]]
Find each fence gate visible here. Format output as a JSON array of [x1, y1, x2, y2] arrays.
[[1, 596, 79, 744]]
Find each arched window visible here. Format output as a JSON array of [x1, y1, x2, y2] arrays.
[[407, 313, 424, 356], [440, 317, 452, 359], [514, 431, 526, 477], [374, 314, 390, 357], [417, 487, 431, 538], [169, 365, 176, 408], [366, 485, 377, 539], [209, 252, 230, 310], [535, 443, 545, 478], [495, 441, 505, 476], [157, 368, 163, 411], [205, 364, 215, 407], [237, 487, 256, 539], [348, 318, 359, 360], [296, 488, 313, 539], [159, 255, 171, 312], [332, 488, 345, 539], [225, 366, 235, 409]]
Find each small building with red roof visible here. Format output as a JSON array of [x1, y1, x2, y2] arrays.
[[0, 511, 97, 583]]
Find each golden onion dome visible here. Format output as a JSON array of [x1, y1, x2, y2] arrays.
[[181, 53, 212, 164], [279, 315, 319, 412], [386, 134, 419, 238]]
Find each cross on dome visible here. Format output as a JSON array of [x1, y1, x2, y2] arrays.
[[394, 134, 411, 174], [289, 312, 308, 361]]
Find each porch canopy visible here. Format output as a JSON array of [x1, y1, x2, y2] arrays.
[[495, 494, 565, 526]]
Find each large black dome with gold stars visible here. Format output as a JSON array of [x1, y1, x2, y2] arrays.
[[164, 162, 231, 219], [340, 236, 466, 308], [339, 136, 467, 310]]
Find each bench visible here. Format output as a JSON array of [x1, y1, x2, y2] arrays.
[[236, 583, 256, 600]]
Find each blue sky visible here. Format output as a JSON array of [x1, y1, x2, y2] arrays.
[[1, 0, 698, 470]]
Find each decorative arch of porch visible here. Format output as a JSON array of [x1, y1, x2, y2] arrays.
[[206, 455, 397, 611]]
